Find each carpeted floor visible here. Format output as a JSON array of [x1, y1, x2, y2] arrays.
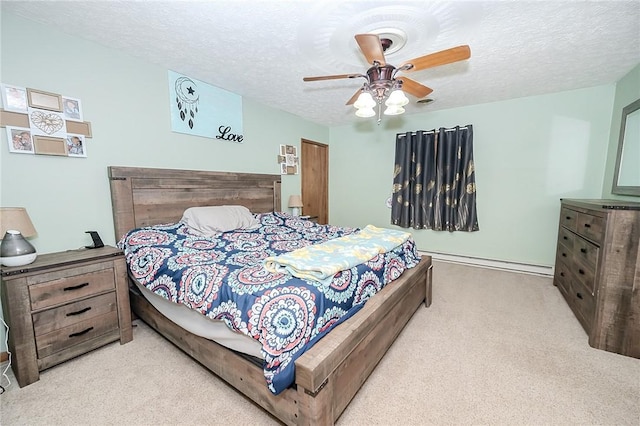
[[1, 261, 639, 425]]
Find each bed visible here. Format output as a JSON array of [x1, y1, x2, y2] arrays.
[[108, 166, 432, 425]]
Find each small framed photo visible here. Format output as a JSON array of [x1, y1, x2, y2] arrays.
[[6, 126, 34, 154], [27, 88, 63, 112], [62, 96, 83, 122], [1, 84, 28, 113], [285, 145, 297, 156], [280, 162, 288, 175], [66, 133, 87, 157]]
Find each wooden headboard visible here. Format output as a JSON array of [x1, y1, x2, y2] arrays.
[[108, 166, 281, 241]]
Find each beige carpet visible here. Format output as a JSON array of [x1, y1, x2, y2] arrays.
[[1, 261, 639, 425]]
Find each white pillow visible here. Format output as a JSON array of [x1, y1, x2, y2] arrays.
[[181, 205, 260, 236]]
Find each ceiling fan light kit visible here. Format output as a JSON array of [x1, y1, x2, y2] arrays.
[[303, 32, 471, 124]]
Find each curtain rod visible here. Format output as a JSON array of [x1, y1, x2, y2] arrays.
[[398, 125, 471, 137]]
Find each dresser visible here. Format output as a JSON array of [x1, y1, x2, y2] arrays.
[[0, 246, 133, 387], [554, 199, 640, 358]]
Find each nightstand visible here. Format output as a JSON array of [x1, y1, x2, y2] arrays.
[[0, 246, 133, 387]]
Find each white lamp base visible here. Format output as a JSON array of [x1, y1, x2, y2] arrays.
[[1, 252, 38, 267], [291, 207, 300, 216]]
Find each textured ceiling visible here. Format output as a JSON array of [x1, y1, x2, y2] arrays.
[[3, 0, 640, 127]]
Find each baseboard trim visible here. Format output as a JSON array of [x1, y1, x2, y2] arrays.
[[420, 251, 554, 277]]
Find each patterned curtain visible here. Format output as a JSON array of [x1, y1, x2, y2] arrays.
[[391, 125, 479, 232]]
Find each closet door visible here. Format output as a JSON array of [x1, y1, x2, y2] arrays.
[[301, 139, 328, 224]]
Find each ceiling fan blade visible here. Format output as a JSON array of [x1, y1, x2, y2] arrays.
[[303, 73, 363, 82], [400, 45, 471, 72], [345, 89, 363, 106], [355, 34, 386, 66], [397, 77, 434, 98]]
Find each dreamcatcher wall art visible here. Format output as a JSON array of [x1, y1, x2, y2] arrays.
[[168, 70, 243, 142]]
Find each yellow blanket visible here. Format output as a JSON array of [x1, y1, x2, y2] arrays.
[[264, 225, 411, 285]]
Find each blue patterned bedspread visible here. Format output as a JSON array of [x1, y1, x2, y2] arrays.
[[118, 212, 420, 394]]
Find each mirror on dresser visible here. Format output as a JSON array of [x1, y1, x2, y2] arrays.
[[612, 98, 640, 196]]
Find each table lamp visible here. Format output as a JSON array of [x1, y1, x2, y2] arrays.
[[0, 207, 38, 267], [288, 195, 303, 216]]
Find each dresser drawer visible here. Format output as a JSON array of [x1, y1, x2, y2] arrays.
[[576, 212, 604, 244], [553, 257, 572, 297], [560, 207, 578, 232], [35, 310, 119, 358], [29, 268, 115, 311], [573, 237, 599, 270], [558, 227, 576, 250], [556, 241, 573, 264], [571, 258, 596, 296], [572, 282, 595, 332], [32, 292, 118, 337]]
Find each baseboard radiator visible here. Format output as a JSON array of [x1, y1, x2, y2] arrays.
[[420, 251, 554, 277]]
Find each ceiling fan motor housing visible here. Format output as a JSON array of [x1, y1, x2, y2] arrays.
[[366, 65, 398, 99]]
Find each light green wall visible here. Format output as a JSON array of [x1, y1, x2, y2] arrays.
[[0, 13, 327, 254], [329, 85, 616, 267], [602, 63, 640, 200], [0, 13, 327, 351]]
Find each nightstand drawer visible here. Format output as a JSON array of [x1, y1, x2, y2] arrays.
[[29, 268, 115, 311], [35, 310, 119, 358], [32, 292, 118, 336]]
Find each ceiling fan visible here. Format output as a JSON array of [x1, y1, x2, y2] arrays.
[[303, 33, 471, 122]]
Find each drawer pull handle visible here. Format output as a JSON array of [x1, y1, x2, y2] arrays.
[[578, 269, 585, 275], [66, 307, 92, 317], [580, 248, 587, 253], [560, 272, 565, 277], [576, 292, 583, 300], [69, 327, 93, 338], [565, 216, 571, 220], [562, 253, 567, 257], [584, 223, 591, 228], [64, 282, 89, 291], [563, 236, 568, 240]]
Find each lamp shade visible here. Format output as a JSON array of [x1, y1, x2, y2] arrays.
[[1, 207, 37, 237], [288, 195, 303, 208], [288, 195, 303, 217], [383, 105, 406, 116], [353, 92, 376, 110], [356, 107, 376, 118], [385, 89, 409, 107]]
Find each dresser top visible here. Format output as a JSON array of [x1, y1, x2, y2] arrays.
[[561, 199, 640, 211]]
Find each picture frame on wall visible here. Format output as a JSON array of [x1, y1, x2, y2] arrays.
[[5, 126, 34, 154], [1, 84, 28, 113], [66, 133, 87, 157], [26, 88, 63, 112], [62, 96, 83, 122], [33, 135, 67, 156]]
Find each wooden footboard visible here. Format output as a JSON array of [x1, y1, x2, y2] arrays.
[[129, 255, 431, 425]]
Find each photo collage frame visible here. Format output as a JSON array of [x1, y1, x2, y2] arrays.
[[1, 83, 91, 158]]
